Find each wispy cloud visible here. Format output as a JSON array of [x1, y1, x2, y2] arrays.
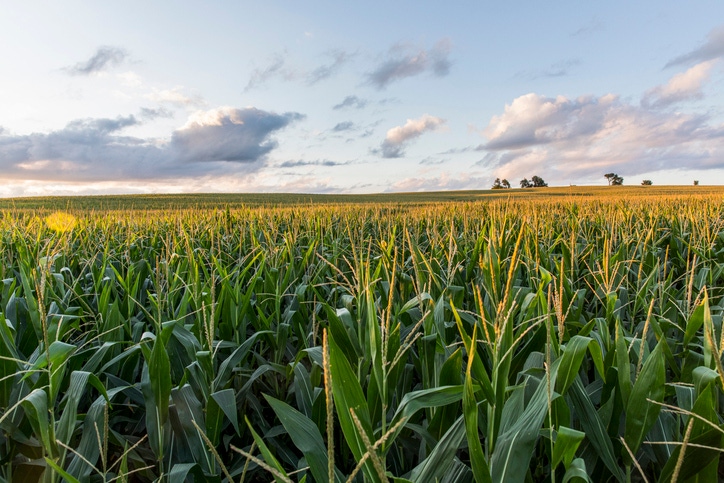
[[571, 18, 604, 38], [279, 159, 352, 168], [308, 50, 352, 84], [367, 39, 452, 89], [0, 107, 304, 182], [65, 46, 128, 76], [244, 53, 299, 92], [516, 59, 582, 80], [419, 156, 447, 165], [146, 87, 206, 108], [377, 114, 445, 158], [333, 95, 368, 110], [139, 107, 174, 120], [245, 50, 352, 91], [331, 121, 355, 132], [642, 60, 716, 108], [666, 25, 724, 68]]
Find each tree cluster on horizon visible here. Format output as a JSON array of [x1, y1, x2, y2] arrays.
[[492, 175, 547, 189], [520, 175, 547, 188], [491, 178, 511, 189]]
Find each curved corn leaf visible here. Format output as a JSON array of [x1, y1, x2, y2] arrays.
[[266, 395, 344, 483], [409, 416, 466, 483], [623, 340, 665, 458], [328, 330, 380, 483]]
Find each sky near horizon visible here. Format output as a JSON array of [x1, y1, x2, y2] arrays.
[[2, 1, 724, 196]]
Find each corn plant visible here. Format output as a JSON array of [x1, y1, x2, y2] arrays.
[[0, 192, 722, 482]]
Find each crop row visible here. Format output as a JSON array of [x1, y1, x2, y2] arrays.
[[0, 196, 723, 482]]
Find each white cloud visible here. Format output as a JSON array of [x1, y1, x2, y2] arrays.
[[484, 93, 617, 151], [379, 114, 445, 158], [642, 60, 716, 108]]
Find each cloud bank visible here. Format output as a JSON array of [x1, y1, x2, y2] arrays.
[[367, 39, 452, 89], [379, 114, 445, 158], [481, 89, 724, 181], [0, 107, 303, 182]]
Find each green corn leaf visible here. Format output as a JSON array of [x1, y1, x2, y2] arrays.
[[561, 458, 591, 483], [490, 372, 555, 483], [324, 305, 361, 361], [56, 371, 109, 446], [170, 384, 211, 473], [246, 416, 291, 483], [293, 362, 315, 418], [328, 330, 380, 483], [364, 276, 384, 400], [21, 388, 56, 458], [387, 385, 465, 450], [684, 299, 706, 348], [149, 331, 172, 426], [409, 416, 466, 483], [623, 340, 665, 458], [66, 394, 108, 480], [44, 457, 80, 483], [266, 395, 344, 483], [552, 426, 586, 470], [658, 425, 724, 482], [556, 336, 592, 395], [451, 302, 495, 404], [615, 321, 631, 407], [212, 330, 270, 390], [22, 340, 75, 375], [569, 379, 624, 481], [211, 388, 240, 436], [692, 366, 719, 396], [167, 462, 208, 483], [140, 363, 164, 463], [463, 324, 491, 483]]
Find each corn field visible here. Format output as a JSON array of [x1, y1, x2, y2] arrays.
[[1, 193, 723, 482]]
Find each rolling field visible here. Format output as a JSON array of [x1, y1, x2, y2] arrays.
[[1, 186, 724, 482]]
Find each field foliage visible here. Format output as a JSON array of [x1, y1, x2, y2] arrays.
[[1, 190, 723, 482]]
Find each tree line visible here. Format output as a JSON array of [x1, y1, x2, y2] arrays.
[[491, 172, 700, 189], [492, 175, 547, 189]]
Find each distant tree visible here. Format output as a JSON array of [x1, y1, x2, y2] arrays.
[[501, 179, 511, 189], [520, 178, 532, 188], [531, 175, 548, 187], [492, 178, 503, 189], [694, 180, 699, 186], [604, 173, 624, 185], [641, 180, 652, 186]]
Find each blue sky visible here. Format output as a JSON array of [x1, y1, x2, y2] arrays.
[[1, 1, 724, 195]]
